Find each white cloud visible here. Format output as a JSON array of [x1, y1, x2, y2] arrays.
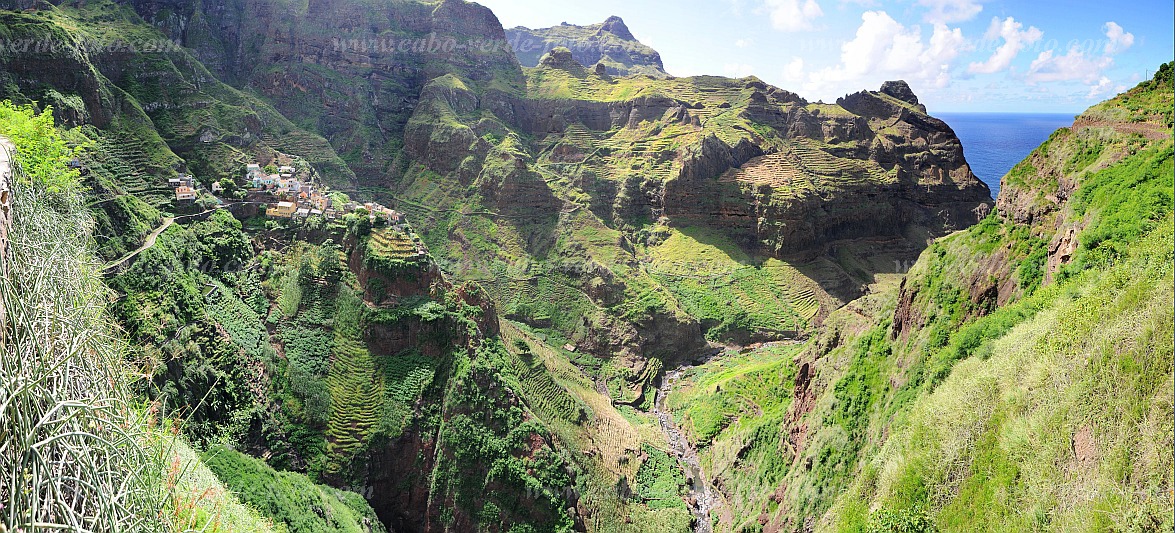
[[801, 11, 968, 98], [1027, 22, 1131, 87], [1027, 47, 1112, 83], [1085, 76, 1125, 99], [968, 17, 1042, 74], [918, 0, 983, 24], [634, 33, 655, 48], [764, 0, 824, 32], [1103, 22, 1134, 55], [724, 63, 757, 77], [782, 57, 805, 83], [735, 38, 753, 48]]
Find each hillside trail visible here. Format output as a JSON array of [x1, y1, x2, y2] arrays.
[[652, 357, 721, 533], [103, 216, 174, 272], [100, 202, 260, 274]]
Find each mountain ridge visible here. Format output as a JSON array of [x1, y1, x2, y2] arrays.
[[506, 15, 669, 78]]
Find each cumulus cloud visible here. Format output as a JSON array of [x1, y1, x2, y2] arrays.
[[918, 0, 983, 24], [1026, 48, 1113, 83], [968, 17, 1043, 74], [765, 0, 824, 32], [1027, 22, 1132, 87], [801, 11, 967, 98], [1086, 76, 1126, 99], [735, 38, 753, 48], [1103, 22, 1134, 54]]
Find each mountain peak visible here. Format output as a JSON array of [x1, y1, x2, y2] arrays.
[[599, 16, 635, 40], [505, 16, 667, 78], [879, 80, 920, 106]]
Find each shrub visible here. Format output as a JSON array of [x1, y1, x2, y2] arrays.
[[869, 506, 937, 533]]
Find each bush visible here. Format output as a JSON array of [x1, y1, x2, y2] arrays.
[[869, 506, 937, 533]]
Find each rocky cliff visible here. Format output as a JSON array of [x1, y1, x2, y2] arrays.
[[395, 48, 990, 362], [506, 16, 669, 78], [0, 1, 1026, 531], [124, 0, 523, 187], [16, 0, 990, 359]]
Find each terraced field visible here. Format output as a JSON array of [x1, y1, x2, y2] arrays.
[[367, 228, 418, 260], [559, 123, 599, 150], [86, 133, 176, 206], [722, 140, 892, 200], [498, 324, 590, 424], [499, 322, 643, 473], [375, 352, 437, 438], [323, 335, 383, 478]]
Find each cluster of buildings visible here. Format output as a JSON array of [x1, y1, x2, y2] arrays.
[[246, 163, 331, 218], [243, 163, 404, 224], [168, 174, 198, 202], [166, 161, 409, 228]]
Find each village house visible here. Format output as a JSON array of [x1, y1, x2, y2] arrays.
[[252, 173, 279, 189], [310, 192, 329, 211], [211, 181, 224, 193], [175, 185, 197, 202], [278, 165, 296, 178], [246, 163, 263, 179], [168, 175, 194, 189], [269, 201, 297, 218]]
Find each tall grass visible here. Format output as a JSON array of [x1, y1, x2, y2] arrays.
[[0, 118, 168, 530]]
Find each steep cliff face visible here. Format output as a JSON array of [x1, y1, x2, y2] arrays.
[[394, 51, 989, 362], [0, 1, 355, 186], [2, 2, 1049, 530], [506, 16, 668, 78], [126, 0, 523, 186], [338, 228, 571, 533], [44, 0, 991, 359], [666, 81, 989, 259]]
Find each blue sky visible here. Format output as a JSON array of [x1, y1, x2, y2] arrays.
[[474, 0, 1174, 113]]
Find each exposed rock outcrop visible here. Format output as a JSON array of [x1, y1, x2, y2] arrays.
[[507, 16, 668, 78]]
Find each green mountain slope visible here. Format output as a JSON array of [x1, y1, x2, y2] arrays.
[[661, 63, 1174, 532]]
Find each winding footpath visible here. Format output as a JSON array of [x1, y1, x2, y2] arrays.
[[102, 216, 174, 273], [653, 364, 720, 533]]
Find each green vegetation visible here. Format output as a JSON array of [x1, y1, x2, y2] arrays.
[[108, 210, 267, 446], [0, 100, 167, 532], [647, 227, 819, 341], [0, 101, 82, 192], [1066, 144, 1173, 272], [839, 215, 1173, 532], [635, 444, 687, 510], [201, 445, 387, 533], [0, 102, 270, 532], [4, 0, 1170, 530], [815, 69, 1175, 532], [651, 66, 1175, 532]]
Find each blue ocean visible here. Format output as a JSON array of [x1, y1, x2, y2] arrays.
[[937, 113, 1076, 199]]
